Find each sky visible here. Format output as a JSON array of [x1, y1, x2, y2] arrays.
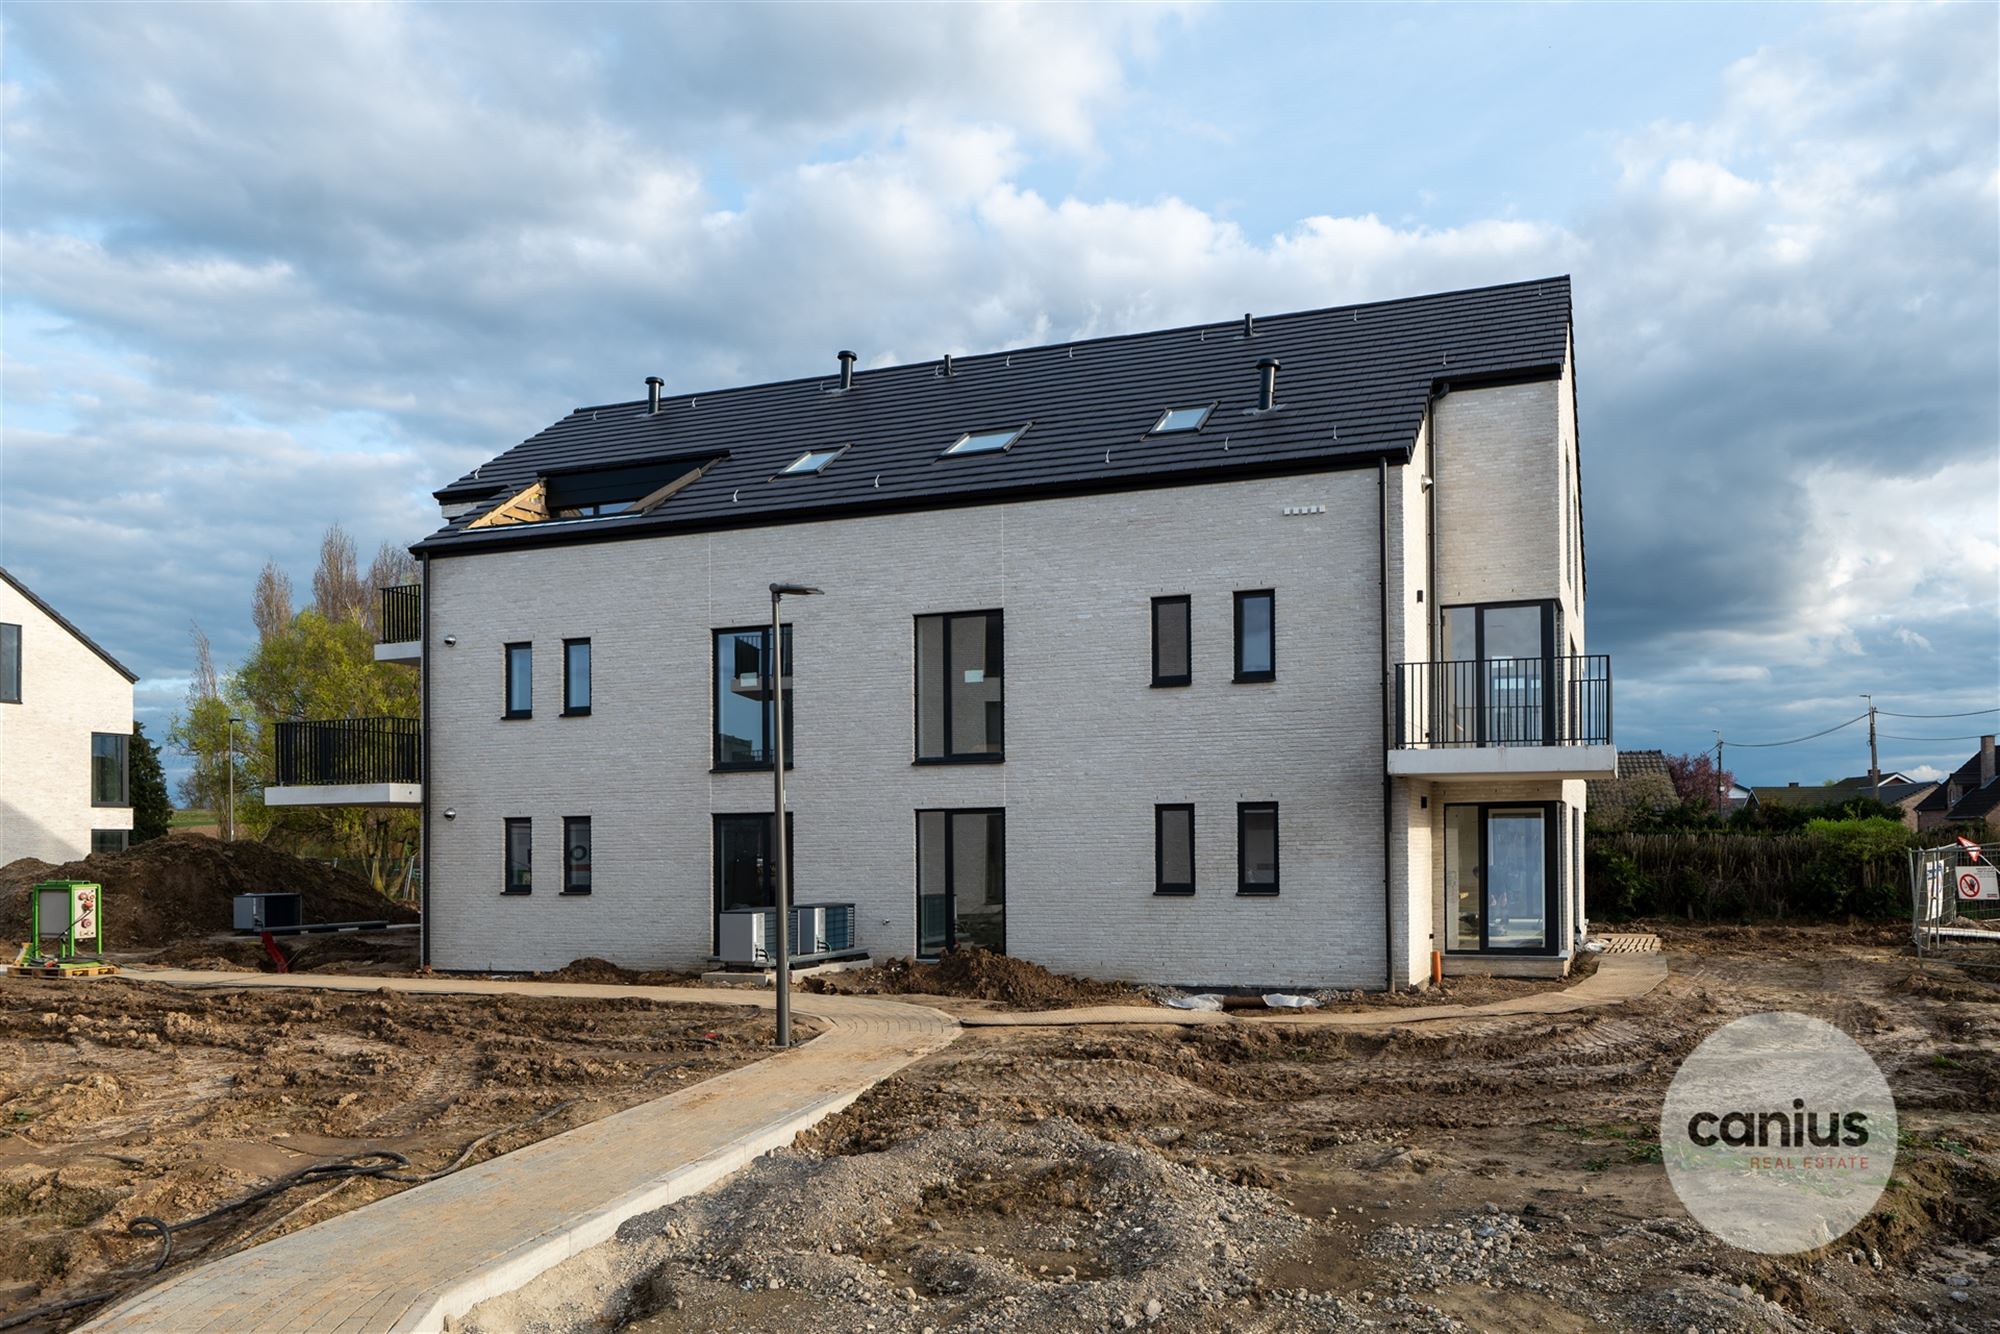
[[2, 2, 1996, 793]]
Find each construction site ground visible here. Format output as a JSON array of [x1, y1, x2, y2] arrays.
[[470, 923, 2000, 1334]]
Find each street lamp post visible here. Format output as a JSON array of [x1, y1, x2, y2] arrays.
[[227, 716, 244, 842], [769, 582, 821, 1047]]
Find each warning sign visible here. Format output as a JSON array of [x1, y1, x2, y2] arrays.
[[1958, 866, 1999, 902]]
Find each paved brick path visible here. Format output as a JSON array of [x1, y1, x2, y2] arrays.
[[84, 971, 957, 1334]]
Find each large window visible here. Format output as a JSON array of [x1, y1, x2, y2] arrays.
[[1155, 804, 1195, 895], [91, 829, 129, 854], [1444, 803, 1557, 953], [1233, 591, 1274, 683], [1, 623, 19, 702], [90, 732, 129, 807], [1151, 596, 1190, 687], [504, 818, 532, 894], [1237, 802, 1278, 895], [504, 643, 533, 718], [917, 809, 1005, 955], [915, 611, 1003, 762], [563, 816, 592, 894], [713, 813, 794, 950], [563, 639, 592, 716], [713, 626, 793, 769], [1438, 600, 1556, 746]]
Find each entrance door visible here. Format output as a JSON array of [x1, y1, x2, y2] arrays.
[[1443, 803, 1556, 953], [916, 809, 1005, 956]]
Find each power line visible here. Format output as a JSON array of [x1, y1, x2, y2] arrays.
[[1878, 706, 2000, 719], [1724, 712, 1869, 748], [1878, 732, 1993, 742]]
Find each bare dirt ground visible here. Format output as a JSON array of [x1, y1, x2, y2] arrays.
[[0, 975, 792, 1330], [471, 924, 1999, 1333]]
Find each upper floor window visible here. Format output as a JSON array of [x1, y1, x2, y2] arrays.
[[504, 642, 532, 718], [1151, 405, 1213, 434], [1233, 590, 1275, 682], [714, 626, 793, 769], [1238, 802, 1279, 896], [504, 817, 532, 894], [916, 611, 1003, 762], [563, 816, 592, 894], [942, 425, 1027, 457], [1151, 596, 1190, 686], [91, 732, 129, 807], [563, 639, 592, 716], [1, 623, 19, 702]]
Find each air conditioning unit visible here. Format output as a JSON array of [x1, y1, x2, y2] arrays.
[[717, 905, 837, 964]]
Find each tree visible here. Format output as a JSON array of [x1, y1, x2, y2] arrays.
[[128, 721, 172, 844], [168, 622, 243, 824], [1665, 750, 1737, 810], [252, 561, 294, 644], [311, 524, 366, 625]]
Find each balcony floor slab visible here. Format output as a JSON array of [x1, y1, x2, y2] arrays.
[[1387, 744, 1617, 781], [264, 782, 422, 808]]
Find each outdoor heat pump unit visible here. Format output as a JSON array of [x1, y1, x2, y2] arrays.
[[717, 903, 855, 966], [233, 893, 303, 932]]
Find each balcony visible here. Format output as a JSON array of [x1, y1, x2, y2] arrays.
[[375, 585, 420, 664], [265, 717, 422, 808], [1388, 655, 1615, 781]]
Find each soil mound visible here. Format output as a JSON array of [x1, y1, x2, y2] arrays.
[[533, 957, 701, 987], [0, 839, 415, 949], [807, 947, 1136, 1010]]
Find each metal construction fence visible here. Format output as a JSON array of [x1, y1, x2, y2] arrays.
[[1910, 840, 2000, 967]]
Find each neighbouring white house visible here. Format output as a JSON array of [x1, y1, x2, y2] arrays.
[[267, 276, 1610, 987], [0, 567, 139, 864]]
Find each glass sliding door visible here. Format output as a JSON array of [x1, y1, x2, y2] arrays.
[[916, 809, 1005, 956], [1443, 803, 1556, 953], [1439, 602, 1556, 746]]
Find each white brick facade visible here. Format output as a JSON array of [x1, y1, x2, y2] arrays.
[[424, 351, 1588, 988], [0, 576, 136, 864]]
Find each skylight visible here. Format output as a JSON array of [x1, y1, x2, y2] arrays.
[[1151, 404, 1214, 434], [776, 445, 847, 479], [943, 424, 1028, 457]]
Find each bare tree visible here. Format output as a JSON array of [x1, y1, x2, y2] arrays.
[[310, 524, 365, 623], [363, 540, 417, 638], [251, 561, 294, 643]]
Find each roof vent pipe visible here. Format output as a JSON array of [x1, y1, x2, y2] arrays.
[[943, 353, 954, 378], [1242, 312, 1254, 338], [837, 350, 857, 391], [645, 376, 664, 414], [1256, 357, 1281, 411]]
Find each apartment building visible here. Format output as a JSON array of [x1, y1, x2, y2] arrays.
[[267, 277, 1610, 988], [0, 567, 138, 863]]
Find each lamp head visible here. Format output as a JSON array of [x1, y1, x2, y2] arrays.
[[770, 583, 824, 597]]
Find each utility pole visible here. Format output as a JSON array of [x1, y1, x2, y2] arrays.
[[1714, 733, 1725, 818], [1860, 694, 1879, 803], [226, 716, 243, 842]]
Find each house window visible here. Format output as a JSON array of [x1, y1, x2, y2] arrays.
[[713, 813, 794, 951], [917, 809, 1006, 955], [776, 445, 847, 478], [91, 829, 129, 854], [1444, 803, 1558, 953], [1439, 601, 1558, 746], [713, 626, 793, 769], [1151, 405, 1213, 434], [942, 425, 1028, 457], [915, 611, 1003, 762], [1237, 803, 1278, 895], [504, 643, 532, 718], [1233, 590, 1275, 682], [563, 816, 592, 894], [90, 732, 129, 807], [1151, 596, 1190, 687], [1, 623, 19, 702], [504, 818, 532, 894], [1155, 804, 1195, 895], [563, 639, 592, 716]]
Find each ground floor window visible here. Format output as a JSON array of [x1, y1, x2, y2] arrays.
[[563, 816, 592, 894], [503, 818, 532, 894], [1237, 803, 1279, 895], [1445, 803, 1557, 952], [713, 813, 792, 951], [917, 809, 1005, 955], [1155, 804, 1195, 895], [91, 828, 129, 854]]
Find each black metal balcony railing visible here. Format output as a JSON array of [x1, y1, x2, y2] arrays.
[[274, 718, 422, 786], [1392, 655, 1611, 750], [378, 585, 420, 645]]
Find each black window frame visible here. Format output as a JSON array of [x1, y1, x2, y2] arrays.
[[1441, 801, 1560, 954], [91, 828, 129, 854], [1155, 803, 1195, 896], [711, 625, 794, 771], [90, 732, 130, 808], [1233, 590, 1275, 683], [503, 642, 533, 719], [503, 817, 532, 894], [562, 815, 592, 895], [914, 807, 1007, 957], [562, 638, 592, 717], [1150, 596, 1191, 687], [0, 622, 19, 703], [913, 609, 1005, 765], [1236, 801, 1279, 896], [711, 812, 795, 954]]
